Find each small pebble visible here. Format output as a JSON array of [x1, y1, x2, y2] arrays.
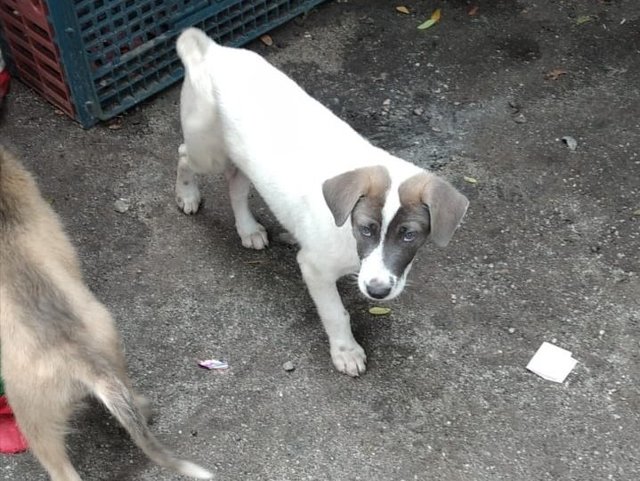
[[283, 361, 295, 372], [508, 327, 516, 334], [413, 107, 424, 116], [114, 198, 130, 213], [514, 113, 527, 124], [561, 136, 578, 151]]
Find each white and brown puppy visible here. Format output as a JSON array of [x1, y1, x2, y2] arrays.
[[175, 28, 469, 377], [0, 148, 212, 481]]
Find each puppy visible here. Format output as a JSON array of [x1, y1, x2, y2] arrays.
[[175, 28, 469, 377], [0, 148, 212, 481]]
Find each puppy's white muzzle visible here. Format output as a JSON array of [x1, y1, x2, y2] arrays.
[[358, 247, 410, 301]]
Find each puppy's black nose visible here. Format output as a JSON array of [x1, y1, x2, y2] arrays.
[[366, 281, 392, 299]]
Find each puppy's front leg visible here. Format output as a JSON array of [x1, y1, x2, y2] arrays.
[[225, 166, 268, 250], [298, 251, 366, 376]]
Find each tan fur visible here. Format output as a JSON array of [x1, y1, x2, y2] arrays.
[[398, 172, 469, 247], [322, 165, 391, 226], [0, 148, 212, 481]]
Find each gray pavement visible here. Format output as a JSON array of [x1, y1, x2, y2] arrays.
[[1, 1, 639, 480]]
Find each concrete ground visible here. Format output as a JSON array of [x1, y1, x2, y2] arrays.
[[1, 1, 639, 480]]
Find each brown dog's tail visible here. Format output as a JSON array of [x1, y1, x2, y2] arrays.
[[92, 375, 213, 479]]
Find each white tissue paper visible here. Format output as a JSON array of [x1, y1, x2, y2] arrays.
[[526, 341, 578, 383]]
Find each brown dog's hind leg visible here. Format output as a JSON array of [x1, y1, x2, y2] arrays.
[[6, 376, 84, 481]]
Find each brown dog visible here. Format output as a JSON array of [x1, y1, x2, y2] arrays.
[[0, 148, 212, 481]]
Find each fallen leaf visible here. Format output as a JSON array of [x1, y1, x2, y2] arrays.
[[632, 209, 640, 216], [545, 68, 568, 80], [417, 8, 441, 30], [463, 176, 478, 184], [468, 5, 479, 16], [576, 15, 594, 25], [260, 34, 273, 46], [417, 18, 437, 30], [369, 306, 392, 316], [396, 6, 410, 15]]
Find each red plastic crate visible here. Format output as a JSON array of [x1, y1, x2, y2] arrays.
[[0, 0, 74, 118], [0, 46, 10, 101]]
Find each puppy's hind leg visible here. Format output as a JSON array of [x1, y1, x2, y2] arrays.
[[225, 165, 268, 250], [176, 127, 228, 215], [5, 377, 84, 481], [176, 143, 202, 215]]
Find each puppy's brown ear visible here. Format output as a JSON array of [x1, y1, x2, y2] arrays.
[[323, 166, 390, 226], [422, 175, 469, 247], [400, 172, 469, 247]]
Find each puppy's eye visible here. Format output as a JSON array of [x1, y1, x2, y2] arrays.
[[402, 231, 417, 242], [360, 225, 373, 237]]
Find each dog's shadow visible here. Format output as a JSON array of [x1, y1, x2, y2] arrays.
[[338, 278, 397, 353], [174, 182, 394, 366], [185, 180, 301, 275]]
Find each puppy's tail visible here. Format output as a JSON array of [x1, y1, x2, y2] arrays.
[[92, 375, 213, 479], [177, 28, 217, 103], [176, 28, 212, 67]]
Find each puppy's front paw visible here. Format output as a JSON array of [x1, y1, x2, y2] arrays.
[[176, 184, 201, 214], [331, 342, 367, 377], [238, 222, 269, 250]]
